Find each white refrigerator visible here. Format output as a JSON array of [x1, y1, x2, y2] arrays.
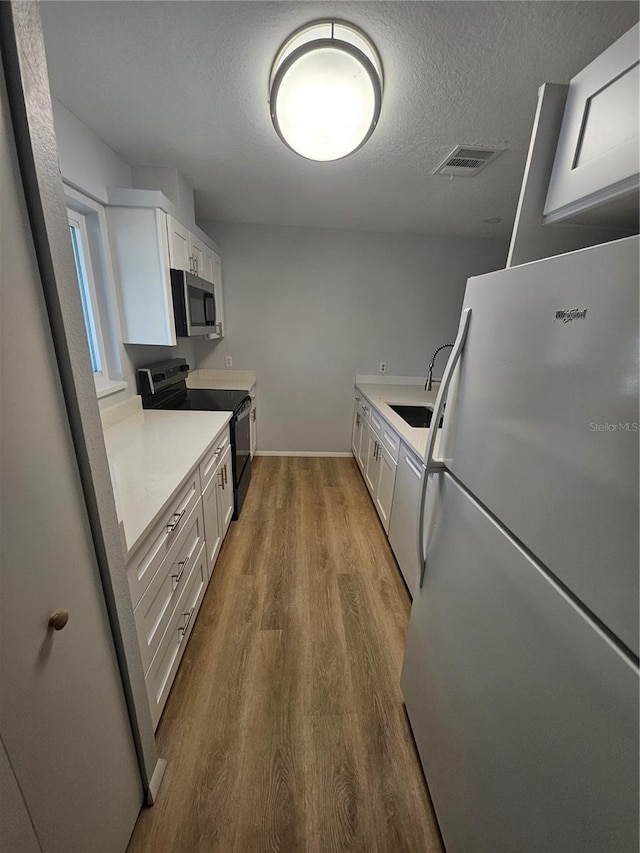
[[401, 235, 639, 853]]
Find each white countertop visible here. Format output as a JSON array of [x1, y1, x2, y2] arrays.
[[187, 368, 256, 392], [356, 382, 441, 459], [103, 408, 231, 557]]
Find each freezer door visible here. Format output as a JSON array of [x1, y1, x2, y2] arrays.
[[440, 235, 639, 654], [401, 472, 639, 853]]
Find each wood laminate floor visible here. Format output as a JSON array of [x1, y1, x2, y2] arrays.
[[128, 456, 443, 853]]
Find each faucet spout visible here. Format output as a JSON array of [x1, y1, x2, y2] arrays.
[[425, 343, 454, 391]]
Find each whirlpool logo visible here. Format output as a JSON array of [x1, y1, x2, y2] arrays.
[[555, 308, 588, 323]]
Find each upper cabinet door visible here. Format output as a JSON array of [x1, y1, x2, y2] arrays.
[[544, 23, 639, 226], [202, 243, 215, 284], [166, 214, 191, 271], [189, 233, 205, 279]]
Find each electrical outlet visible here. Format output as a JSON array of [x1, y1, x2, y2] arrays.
[[379, 362, 387, 374], [225, 355, 233, 368]]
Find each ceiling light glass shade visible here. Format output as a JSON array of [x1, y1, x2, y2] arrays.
[[270, 22, 383, 162]]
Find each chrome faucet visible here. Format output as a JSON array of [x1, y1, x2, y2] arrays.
[[425, 343, 454, 391]]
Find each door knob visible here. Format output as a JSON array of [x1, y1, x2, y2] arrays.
[[48, 611, 69, 631]]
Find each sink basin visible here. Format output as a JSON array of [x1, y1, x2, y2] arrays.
[[388, 404, 443, 429]]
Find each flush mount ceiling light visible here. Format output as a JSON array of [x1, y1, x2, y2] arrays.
[[269, 21, 383, 162]]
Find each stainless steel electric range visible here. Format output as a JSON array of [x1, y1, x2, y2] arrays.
[[137, 358, 251, 519]]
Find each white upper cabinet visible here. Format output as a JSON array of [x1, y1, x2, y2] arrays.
[[108, 206, 177, 345], [166, 215, 212, 280], [544, 24, 639, 227], [189, 233, 205, 279], [108, 206, 224, 345]]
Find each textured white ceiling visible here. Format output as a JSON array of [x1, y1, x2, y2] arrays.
[[40, 1, 639, 238]]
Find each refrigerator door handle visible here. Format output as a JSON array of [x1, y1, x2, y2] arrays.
[[423, 307, 472, 472], [417, 468, 429, 587], [418, 307, 471, 586]]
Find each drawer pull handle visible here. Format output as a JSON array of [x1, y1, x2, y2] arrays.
[[166, 509, 186, 532], [179, 606, 195, 637], [171, 557, 188, 585]]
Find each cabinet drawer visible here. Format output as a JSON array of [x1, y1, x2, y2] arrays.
[[145, 543, 208, 729], [126, 470, 200, 607], [134, 502, 206, 674], [199, 427, 230, 491], [380, 421, 400, 462]]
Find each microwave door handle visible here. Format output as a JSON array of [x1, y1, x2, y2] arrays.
[[204, 293, 216, 325]]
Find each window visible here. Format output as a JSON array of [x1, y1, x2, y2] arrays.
[[68, 212, 105, 375], [65, 188, 127, 398]]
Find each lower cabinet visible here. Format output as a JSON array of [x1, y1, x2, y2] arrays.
[[133, 502, 206, 673], [202, 475, 222, 575], [353, 391, 429, 597], [354, 396, 399, 535], [145, 543, 208, 728], [127, 423, 233, 729], [375, 444, 397, 532]]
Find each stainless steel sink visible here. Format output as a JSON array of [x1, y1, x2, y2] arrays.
[[388, 404, 443, 429]]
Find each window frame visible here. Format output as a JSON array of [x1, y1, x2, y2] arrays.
[[68, 209, 107, 379], [65, 187, 128, 399]]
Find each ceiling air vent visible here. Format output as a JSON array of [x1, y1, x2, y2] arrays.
[[433, 145, 504, 177]]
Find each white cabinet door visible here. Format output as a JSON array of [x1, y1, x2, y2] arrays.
[[1, 68, 142, 851], [544, 23, 639, 225], [108, 207, 177, 345], [202, 477, 222, 577], [189, 233, 205, 279], [166, 214, 191, 272], [202, 243, 215, 284], [357, 403, 369, 470], [217, 444, 234, 537], [364, 426, 379, 495], [351, 398, 363, 460], [374, 443, 397, 533]]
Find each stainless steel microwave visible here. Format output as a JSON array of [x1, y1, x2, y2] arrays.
[[170, 269, 218, 337]]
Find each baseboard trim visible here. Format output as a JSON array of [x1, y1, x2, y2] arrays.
[[146, 757, 167, 806], [255, 451, 354, 458]]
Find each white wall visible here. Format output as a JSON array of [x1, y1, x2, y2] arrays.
[[52, 99, 132, 203], [196, 223, 508, 453]]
